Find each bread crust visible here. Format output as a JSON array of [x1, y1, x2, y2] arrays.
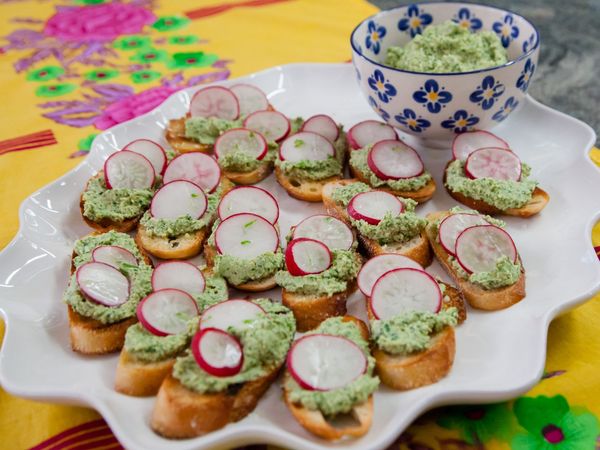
[[275, 166, 341, 202], [223, 160, 273, 185], [115, 349, 176, 397], [425, 210, 526, 310], [166, 118, 212, 154], [135, 224, 207, 260]]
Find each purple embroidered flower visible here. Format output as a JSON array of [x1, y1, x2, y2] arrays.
[[368, 69, 397, 103], [441, 110, 480, 133], [469, 76, 505, 110], [365, 20, 386, 55], [492, 14, 519, 48], [398, 4, 432, 38], [413, 79, 452, 113], [452, 7, 482, 32], [394, 108, 431, 133], [492, 96, 519, 122], [516, 58, 535, 92]]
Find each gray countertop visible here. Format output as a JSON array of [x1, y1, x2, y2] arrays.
[[370, 0, 600, 145]]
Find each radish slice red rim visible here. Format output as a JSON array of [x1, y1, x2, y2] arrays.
[[465, 147, 522, 181], [151, 261, 206, 297], [347, 190, 404, 225], [279, 131, 334, 162], [200, 299, 265, 332], [76, 262, 130, 307], [91, 245, 138, 269], [347, 120, 398, 150], [243, 110, 290, 142], [300, 114, 339, 143], [455, 225, 517, 274], [214, 128, 268, 161], [163, 153, 221, 193], [214, 213, 279, 259], [230, 84, 269, 117], [285, 238, 332, 276], [189, 86, 239, 120], [192, 328, 243, 377], [357, 254, 423, 297], [286, 334, 367, 391], [370, 268, 442, 319], [438, 213, 490, 256], [123, 139, 167, 176], [104, 150, 155, 190], [137, 289, 199, 336], [367, 139, 424, 180], [452, 130, 510, 161], [217, 186, 279, 224], [150, 180, 207, 220], [292, 214, 354, 251]]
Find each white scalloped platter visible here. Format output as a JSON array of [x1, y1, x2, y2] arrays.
[[1, 63, 599, 450]]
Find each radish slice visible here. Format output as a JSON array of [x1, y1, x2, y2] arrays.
[[347, 190, 404, 225], [465, 147, 522, 181], [348, 120, 398, 150], [150, 180, 207, 220], [438, 213, 490, 256], [200, 299, 265, 331], [163, 153, 221, 193], [104, 150, 155, 190], [370, 268, 442, 319], [123, 139, 167, 176], [367, 140, 424, 180], [137, 289, 199, 336], [292, 214, 354, 251], [455, 225, 517, 274], [189, 86, 239, 120], [218, 186, 279, 224], [244, 110, 290, 142], [151, 261, 206, 297], [230, 84, 269, 117], [285, 238, 332, 276], [91, 245, 138, 269], [76, 262, 130, 307], [279, 131, 334, 162], [214, 128, 268, 161], [357, 254, 423, 297], [192, 328, 243, 377], [300, 114, 339, 143], [452, 130, 510, 161], [287, 334, 367, 391], [214, 213, 279, 259]]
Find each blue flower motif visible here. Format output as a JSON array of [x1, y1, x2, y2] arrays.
[[522, 33, 536, 53], [368, 96, 390, 121], [469, 76, 505, 110], [355, 67, 362, 81], [492, 96, 520, 122], [493, 14, 519, 48], [368, 69, 397, 103], [413, 79, 452, 113], [398, 4, 433, 38], [452, 7, 482, 32], [365, 20, 386, 55], [441, 110, 480, 133], [516, 58, 535, 92], [394, 108, 431, 133]]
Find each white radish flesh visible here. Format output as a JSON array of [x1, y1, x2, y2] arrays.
[[301, 114, 339, 143], [357, 254, 423, 297], [292, 214, 354, 251], [347, 190, 403, 225], [104, 150, 155, 189], [123, 139, 167, 175], [91, 245, 137, 269], [279, 131, 334, 162], [367, 139, 424, 180], [244, 110, 290, 142], [163, 153, 221, 193], [151, 261, 206, 297], [137, 289, 199, 336], [438, 213, 490, 256], [230, 84, 269, 117], [214, 128, 267, 161], [347, 120, 398, 150], [76, 262, 130, 307], [452, 130, 510, 161], [200, 299, 265, 332], [189, 86, 239, 120], [192, 328, 243, 377], [214, 213, 279, 259], [455, 225, 517, 274], [465, 147, 522, 181], [150, 180, 207, 220], [218, 186, 279, 224], [285, 238, 332, 276]]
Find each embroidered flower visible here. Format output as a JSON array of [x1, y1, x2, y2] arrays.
[[368, 69, 397, 103], [35, 83, 77, 97], [130, 70, 162, 84], [26, 65, 64, 82], [394, 108, 431, 132], [397, 4, 432, 38], [130, 48, 168, 64], [113, 35, 151, 51], [413, 79, 452, 113], [84, 68, 120, 82], [469, 76, 505, 110], [441, 110, 480, 133], [365, 20, 386, 55], [168, 35, 199, 45], [516, 58, 535, 92], [492, 96, 519, 122], [452, 7, 482, 32], [152, 15, 190, 32], [492, 14, 520, 48], [168, 52, 219, 69], [522, 33, 536, 53], [437, 403, 516, 444], [368, 96, 390, 121]]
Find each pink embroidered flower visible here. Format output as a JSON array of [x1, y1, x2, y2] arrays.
[[44, 3, 156, 43], [94, 85, 180, 130]]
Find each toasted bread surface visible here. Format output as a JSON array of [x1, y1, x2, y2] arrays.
[[275, 166, 341, 202], [223, 161, 273, 185], [115, 349, 176, 397], [136, 224, 207, 260], [166, 118, 212, 154]]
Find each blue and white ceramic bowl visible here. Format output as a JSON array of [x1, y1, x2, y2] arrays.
[[351, 2, 540, 145]]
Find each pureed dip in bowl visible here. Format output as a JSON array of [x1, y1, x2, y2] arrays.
[[351, 3, 540, 145]]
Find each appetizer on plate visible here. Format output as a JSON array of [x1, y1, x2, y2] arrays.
[[349, 139, 436, 203], [426, 208, 526, 310], [63, 231, 153, 354], [283, 316, 378, 440], [347, 119, 398, 150], [323, 179, 431, 267], [151, 298, 296, 438], [445, 131, 549, 216]]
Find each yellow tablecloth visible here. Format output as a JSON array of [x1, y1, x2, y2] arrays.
[[0, 1, 598, 449]]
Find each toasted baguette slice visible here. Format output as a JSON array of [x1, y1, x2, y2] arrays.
[[68, 306, 136, 355], [322, 179, 432, 267], [166, 118, 212, 154], [223, 160, 273, 185], [136, 224, 207, 260], [350, 163, 436, 204], [425, 211, 526, 310], [151, 366, 281, 438], [115, 349, 176, 397], [275, 166, 341, 203]]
